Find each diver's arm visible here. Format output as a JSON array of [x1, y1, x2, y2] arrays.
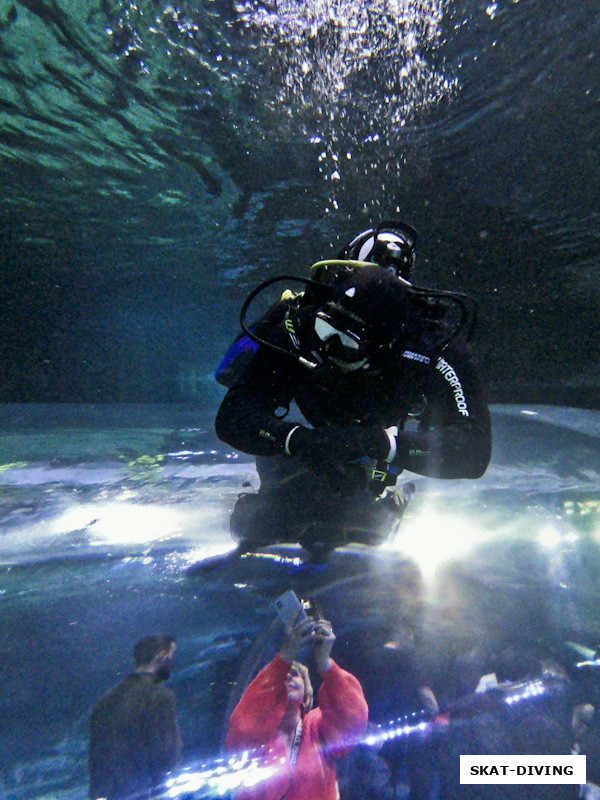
[[392, 415, 491, 478], [283, 341, 490, 477], [391, 341, 492, 479], [215, 351, 299, 457]]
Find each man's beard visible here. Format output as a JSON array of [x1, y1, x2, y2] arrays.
[[155, 663, 172, 681]]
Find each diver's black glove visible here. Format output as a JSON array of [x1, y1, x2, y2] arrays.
[[286, 425, 392, 467]]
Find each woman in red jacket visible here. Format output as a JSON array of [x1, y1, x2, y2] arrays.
[[226, 612, 368, 800]]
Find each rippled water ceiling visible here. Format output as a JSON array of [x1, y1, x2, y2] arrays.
[[0, 0, 599, 405]]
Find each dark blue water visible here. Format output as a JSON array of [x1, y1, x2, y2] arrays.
[[0, 0, 599, 406], [1, 0, 600, 797], [0, 404, 599, 798]]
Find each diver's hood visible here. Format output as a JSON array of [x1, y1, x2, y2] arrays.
[[237, 267, 477, 376], [328, 265, 410, 346]]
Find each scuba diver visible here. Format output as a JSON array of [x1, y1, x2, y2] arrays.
[[214, 220, 492, 561]]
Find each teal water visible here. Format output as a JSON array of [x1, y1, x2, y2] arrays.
[[0, 0, 599, 404]]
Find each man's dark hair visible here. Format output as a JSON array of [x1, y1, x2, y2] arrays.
[[133, 634, 175, 667]]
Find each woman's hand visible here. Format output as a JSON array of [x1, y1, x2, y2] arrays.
[[312, 618, 335, 672], [279, 614, 316, 662]]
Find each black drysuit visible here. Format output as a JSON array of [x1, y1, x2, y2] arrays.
[[215, 291, 492, 548]]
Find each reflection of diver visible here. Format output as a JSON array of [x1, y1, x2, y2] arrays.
[[215, 221, 491, 559]]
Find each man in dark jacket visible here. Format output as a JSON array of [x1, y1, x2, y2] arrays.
[[89, 634, 182, 800], [215, 222, 491, 558]]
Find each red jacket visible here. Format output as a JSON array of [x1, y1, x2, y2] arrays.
[[226, 654, 368, 800]]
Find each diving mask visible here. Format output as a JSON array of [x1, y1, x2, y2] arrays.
[[313, 309, 368, 371]]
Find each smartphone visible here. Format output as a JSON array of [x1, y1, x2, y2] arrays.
[[306, 597, 323, 621], [274, 590, 307, 627]]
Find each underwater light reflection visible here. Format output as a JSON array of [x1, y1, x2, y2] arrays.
[[51, 502, 185, 545], [161, 673, 564, 798], [164, 751, 280, 798], [537, 524, 563, 549], [503, 679, 547, 705], [48, 497, 232, 548], [168, 544, 239, 570], [384, 508, 488, 577], [363, 717, 431, 748]]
